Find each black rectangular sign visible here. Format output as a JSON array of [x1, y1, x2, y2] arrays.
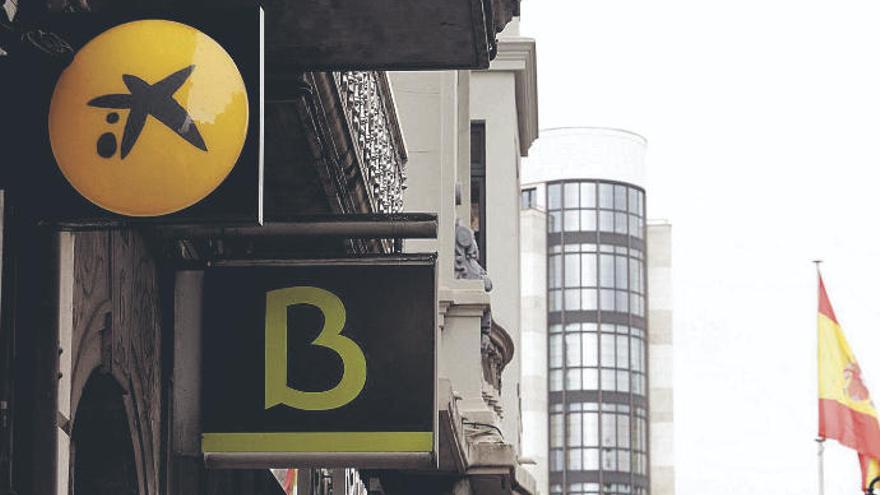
[[200, 256, 437, 468]]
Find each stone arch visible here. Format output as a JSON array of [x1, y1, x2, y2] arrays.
[[71, 370, 139, 495]]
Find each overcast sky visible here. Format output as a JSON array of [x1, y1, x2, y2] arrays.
[[520, 2, 880, 495]]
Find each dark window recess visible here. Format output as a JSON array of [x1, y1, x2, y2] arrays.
[[471, 122, 487, 268], [521, 187, 537, 210]]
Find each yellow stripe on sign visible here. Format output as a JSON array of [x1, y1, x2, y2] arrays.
[[202, 432, 433, 453]]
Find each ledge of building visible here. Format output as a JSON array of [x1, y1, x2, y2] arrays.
[[466, 443, 538, 495], [513, 465, 539, 495], [440, 281, 492, 309]]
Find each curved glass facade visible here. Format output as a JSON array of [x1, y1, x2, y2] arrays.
[[546, 180, 649, 495]]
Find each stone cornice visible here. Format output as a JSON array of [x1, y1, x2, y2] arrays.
[[488, 37, 538, 156]]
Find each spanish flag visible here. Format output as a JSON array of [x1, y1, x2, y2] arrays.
[[817, 275, 880, 489]]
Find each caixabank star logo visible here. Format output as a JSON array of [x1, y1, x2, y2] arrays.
[[48, 19, 248, 217]]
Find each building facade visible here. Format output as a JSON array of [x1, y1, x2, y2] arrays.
[[519, 128, 674, 495], [385, 18, 539, 494], [0, 1, 533, 494]]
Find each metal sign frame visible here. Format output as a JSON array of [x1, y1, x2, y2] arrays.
[[190, 254, 438, 469]]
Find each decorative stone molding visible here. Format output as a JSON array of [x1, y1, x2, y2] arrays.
[[482, 318, 514, 405], [454, 221, 493, 292], [333, 71, 407, 214]]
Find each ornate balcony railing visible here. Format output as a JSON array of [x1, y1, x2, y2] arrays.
[[333, 71, 407, 214]]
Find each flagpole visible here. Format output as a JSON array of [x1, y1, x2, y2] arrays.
[[816, 437, 826, 495], [814, 260, 825, 495]]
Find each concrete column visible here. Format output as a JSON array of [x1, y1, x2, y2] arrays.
[[389, 71, 462, 289], [647, 223, 674, 495], [439, 285, 494, 422], [519, 207, 548, 494]]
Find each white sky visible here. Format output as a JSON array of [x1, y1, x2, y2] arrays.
[[520, 2, 880, 495]]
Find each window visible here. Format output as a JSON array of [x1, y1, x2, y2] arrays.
[[521, 187, 536, 210], [551, 413, 564, 448], [614, 185, 627, 210], [599, 183, 614, 209], [565, 254, 580, 287], [550, 335, 563, 368], [581, 182, 596, 208], [564, 182, 580, 208], [547, 181, 645, 239], [600, 255, 614, 288], [549, 255, 562, 289], [470, 122, 487, 267], [548, 183, 561, 210], [581, 254, 597, 286]]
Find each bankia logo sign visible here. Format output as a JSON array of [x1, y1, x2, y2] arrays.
[[47, 18, 255, 218], [200, 257, 438, 469]]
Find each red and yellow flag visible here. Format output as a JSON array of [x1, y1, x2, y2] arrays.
[[817, 275, 880, 489]]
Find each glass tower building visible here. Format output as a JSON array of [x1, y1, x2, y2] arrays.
[[519, 128, 668, 495], [545, 179, 648, 495]]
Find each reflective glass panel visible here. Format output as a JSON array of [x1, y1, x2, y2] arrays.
[[582, 253, 598, 286], [581, 209, 597, 231], [551, 414, 564, 447], [550, 370, 563, 391], [565, 289, 581, 310], [618, 414, 630, 447], [566, 333, 581, 366], [568, 448, 583, 470], [584, 411, 599, 446], [629, 188, 639, 214], [615, 212, 628, 234], [599, 183, 614, 209], [618, 449, 631, 472], [565, 182, 580, 208], [601, 369, 616, 391], [548, 184, 561, 210], [549, 211, 561, 233], [551, 450, 563, 472], [550, 255, 562, 289], [600, 289, 615, 311], [584, 448, 600, 470], [566, 369, 582, 390], [616, 290, 629, 312], [617, 370, 630, 392], [602, 448, 616, 470], [549, 334, 562, 368], [565, 254, 580, 287], [615, 256, 628, 289], [629, 215, 640, 238], [549, 290, 562, 311], [565, 210, 580, 231], [582, 333, 598, 367], [583, 368, 599, 389], [614, 335, 628, 369], [600, 333, 615, 368], [600, 254, 614, 288], [599, 211, 614, 232], [582, 289, 598, 310], [568, 412, 582, 446], [614, 185, 627, 211], [581, 183, 596, 208]]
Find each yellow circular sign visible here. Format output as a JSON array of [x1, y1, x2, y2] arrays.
[[48, 19, 248, 217]]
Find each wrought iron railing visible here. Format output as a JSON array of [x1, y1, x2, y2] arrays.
[[333, 71, 407, 215]]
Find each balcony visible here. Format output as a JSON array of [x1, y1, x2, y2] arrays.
[[265, 71, 406, 220]]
